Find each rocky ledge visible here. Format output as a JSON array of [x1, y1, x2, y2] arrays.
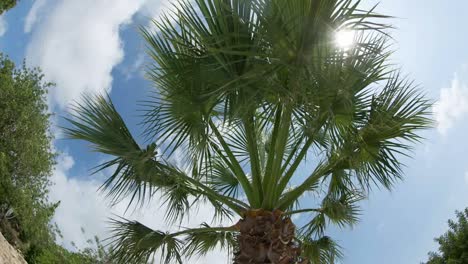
[[0, 232, 27, 264]]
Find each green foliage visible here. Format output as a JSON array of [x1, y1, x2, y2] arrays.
[[0, 53, 56, 254], [109, 218, 183, 264], [65, 0, 431, 262], [0, 54, 106, 263], [184, 223, 236, 258], [108, 218, 234, 264], [423, 208, 468, 264], [301, 236, 343, 264], [0, 0, 17, 15], [31, 234, 111, 264]]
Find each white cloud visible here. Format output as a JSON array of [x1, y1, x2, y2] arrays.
[[433, 73, 468, 135], [121, 52, 146, 80], [26, 0, 147, 109], [23, 0, 185, 108], [24, 0, 49, 33], [139, 0, 175, 21], [0, 15, 7, 37], [464, 171, 468, 186], [24, 0, 182, 109], [50, 151, 232, 262]]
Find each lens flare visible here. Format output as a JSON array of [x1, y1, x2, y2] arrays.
[[335, 30, 355, 49]]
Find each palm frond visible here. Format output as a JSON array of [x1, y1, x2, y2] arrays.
[[301, 213, 327, 238], [108, 219, 237, 264], [65, 94, 161, 206], [109, 218, 183, 264], [278, 72, 431, 209], [333, 72, 432, 190], [289, 186, 362, 240], [209, 158, 241, 198], [65, 93, 140, 157], [300, 236, 343, 264], [320, 190, 362, 228], [64, 94, 246, 220], [183, 223, 237, 258]]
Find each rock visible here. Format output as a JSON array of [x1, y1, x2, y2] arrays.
[[0, 232, 27, 264]]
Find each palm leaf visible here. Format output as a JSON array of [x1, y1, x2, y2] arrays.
[[300, 236, 343, 264], [278, 72, 431, 209], [183, 223, 237, 258], [64, 94, 246, 220], [108, 218, 237, 264], [108, 218, 183, 264]]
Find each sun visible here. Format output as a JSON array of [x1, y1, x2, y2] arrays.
[[335, 29, 355, 49]]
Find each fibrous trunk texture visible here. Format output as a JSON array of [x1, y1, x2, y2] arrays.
[[234, 209, 305, 264]]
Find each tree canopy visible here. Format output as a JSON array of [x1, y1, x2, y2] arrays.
[[0, 54, 106, 263], [424, 208, 468, 264], [0, 53, 56, 256], [65, 0, 431, 263], [0, 0, 17, 15]]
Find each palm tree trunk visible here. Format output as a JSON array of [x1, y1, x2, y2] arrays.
[[234, 209, 306, 264]]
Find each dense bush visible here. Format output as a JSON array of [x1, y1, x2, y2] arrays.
[[0, 54, 106, 263]]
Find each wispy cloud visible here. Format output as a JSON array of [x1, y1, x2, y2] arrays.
[[139, 0, 177, 22], [121, 52, 146, 80], [0, 15, 7, 37], [23, 0, 49, 33], [433, 73, 468, 135]]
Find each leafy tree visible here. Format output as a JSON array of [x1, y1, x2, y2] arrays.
[[0, 0, 17, 15], [0, 53, 56, 255], [33, 232, 112, 264], [65, 0, 431, 263], [0, 54, 105, 263], [423, 208, 468, 264]]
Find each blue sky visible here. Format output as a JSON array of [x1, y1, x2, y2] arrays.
[[2, 1, 468, 263]]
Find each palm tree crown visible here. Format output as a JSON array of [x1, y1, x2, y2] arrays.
[[65, 0, 431, 263]]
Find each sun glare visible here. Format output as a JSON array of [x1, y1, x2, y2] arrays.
[[335, 30, 355, 49]]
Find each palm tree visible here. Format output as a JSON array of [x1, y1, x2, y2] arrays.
[[65, 0, 431, 263]]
